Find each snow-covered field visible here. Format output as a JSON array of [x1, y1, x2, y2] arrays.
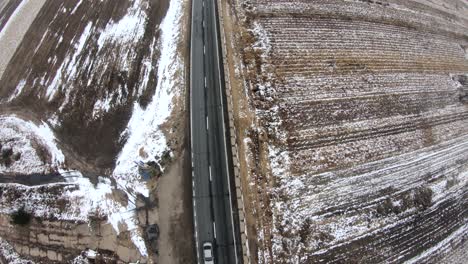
[[0, 0, 185, 260], [231, 0, 468, 262]]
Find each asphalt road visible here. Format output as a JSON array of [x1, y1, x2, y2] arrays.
[[190, 0, 241, 263]]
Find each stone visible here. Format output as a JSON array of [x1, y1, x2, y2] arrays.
[[240, 222, 246, 233], [235, 177, 241, 187], [39, 249, 47, 258], [241, 233, 247, 242], [237, 198, 243, 208], [98, 233, 117, 251], [63, 237, 78, 248], [20, 245, 29, 255], [30, 247, 40, 257], [37, 233, 49, 244], [100, 223, 115, 238], [78, 235, 91, 245], [76, 223, 90, 234], [57, 252, 63, 262], [238, 211, 245, 221], [48, 238, 63, 246], [116, 245, 132, 263], [49, 233, 62, 242], [47, 250, 57, 261]]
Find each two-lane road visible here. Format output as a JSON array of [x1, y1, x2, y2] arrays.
[[190, 0, 242, 263]]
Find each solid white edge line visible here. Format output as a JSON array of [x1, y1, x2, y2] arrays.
[[190, 0, 201, 263], [211, 0, 240, 262]]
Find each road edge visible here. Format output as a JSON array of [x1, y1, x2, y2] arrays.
[[215, 0, 251, 263]]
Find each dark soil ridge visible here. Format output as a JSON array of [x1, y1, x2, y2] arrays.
[[0, 172, 63, 186]]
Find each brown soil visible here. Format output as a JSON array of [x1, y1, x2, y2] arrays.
[[156, 148, 194, 264]]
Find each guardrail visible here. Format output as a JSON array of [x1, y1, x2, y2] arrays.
[[215, 0, 251, 263]]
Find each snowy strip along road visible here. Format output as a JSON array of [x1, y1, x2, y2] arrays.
[[190, 0, 242, 263]]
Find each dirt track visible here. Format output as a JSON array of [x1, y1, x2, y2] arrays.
[[0, 0, 46, 79], [157, 149, 194, 264]]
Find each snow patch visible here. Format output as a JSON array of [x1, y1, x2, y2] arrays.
[[60, 170, 149, 256], [47, 22, 93, 102], [8, 79, 26, 101], [70, 0, 83, 15], [97, 0, 147, 49], [0, 115, 64, 174], [113, 0, 183, 179]]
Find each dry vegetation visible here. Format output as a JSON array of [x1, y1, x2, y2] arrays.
[[225, 0, 468, 263]]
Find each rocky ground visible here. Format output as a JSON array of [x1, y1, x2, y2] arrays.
[[0, 0, 192, 263], [221, 0, 468, 263]]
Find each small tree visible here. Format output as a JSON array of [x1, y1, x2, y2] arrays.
[[10, 206, 31, 226]]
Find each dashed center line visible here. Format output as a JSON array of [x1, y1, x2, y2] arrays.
[[213, 221, 217, 239], [209, 165, 212, 182]]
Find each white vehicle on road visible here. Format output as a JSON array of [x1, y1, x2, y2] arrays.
[[203, 242, 214, 264]]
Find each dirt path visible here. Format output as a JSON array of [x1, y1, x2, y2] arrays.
[[0, 0, 46, 79], [156, 148, 194, 264], [0, 0, 8, 13]]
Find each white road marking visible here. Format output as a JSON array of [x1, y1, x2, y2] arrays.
[[203, 45, 205, 54], [213, 221, 217, 239], [206, 116, 209, 130], [204, 76, 207, 87], [209, 166, 212, 182]]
